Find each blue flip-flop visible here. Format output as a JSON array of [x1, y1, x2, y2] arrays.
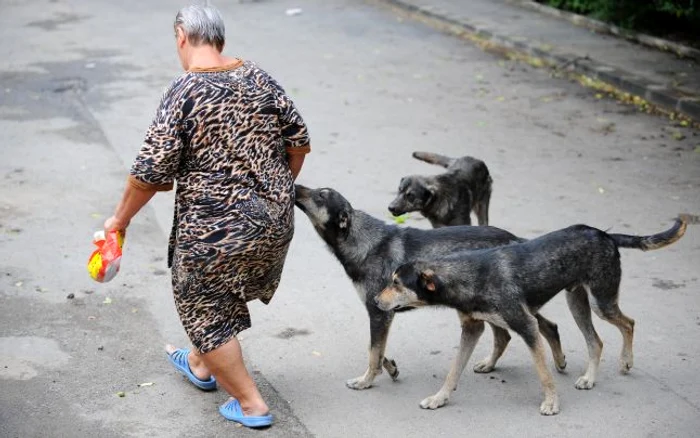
[[166, 348, 217, 391], [219, 398, 273, 428]]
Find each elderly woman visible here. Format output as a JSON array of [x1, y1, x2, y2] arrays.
[[104, 4, 310, 428]]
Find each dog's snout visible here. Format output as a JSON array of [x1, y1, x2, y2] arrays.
[[388, 199, 404, 216], [294, 184, 310, 200]]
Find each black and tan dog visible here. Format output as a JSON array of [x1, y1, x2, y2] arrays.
[[294, 184, 566, 390], [388, 152, 492, 227], [376, 218, 687, 415]]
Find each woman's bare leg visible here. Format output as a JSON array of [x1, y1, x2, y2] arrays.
[[200, 337, 269, 416]]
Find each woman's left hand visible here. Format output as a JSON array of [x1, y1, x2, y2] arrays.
[[104, 215, 130, 232]]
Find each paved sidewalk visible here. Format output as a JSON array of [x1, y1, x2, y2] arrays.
[[376, 0, 700, 120]]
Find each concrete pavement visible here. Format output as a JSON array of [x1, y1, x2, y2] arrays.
[[376, 0, 700, 121], [1, 0, 699, 437]]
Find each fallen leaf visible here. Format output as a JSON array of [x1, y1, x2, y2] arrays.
[[671, 131, 686, 141], [116, 391, 125, 397], [14, 281, 23, 287], [137, 382, 154, 387], [103, 297, 112, 304], [131, 308, 139, 313], [598, 187, 605, 194], [476, 121, 487, 127], [595, 93, 603, 99], [311, 351, 322, 357], [90, 213, 103, 219], [680, 120, 689, 127], [496, 96, 505, 102]]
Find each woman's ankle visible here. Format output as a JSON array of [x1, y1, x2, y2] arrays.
[[187, 350, 211, 380], [239, 398, 269, 417]]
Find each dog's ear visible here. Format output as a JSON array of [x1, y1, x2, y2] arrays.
[[423, 182, 437, 206], [419, 269, 437, 292], [338, 210, 350, 237]]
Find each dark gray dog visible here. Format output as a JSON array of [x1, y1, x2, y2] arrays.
[[376, 218, 687, 415], [388, 152, 492, 227], [294, 184, 566, 390]]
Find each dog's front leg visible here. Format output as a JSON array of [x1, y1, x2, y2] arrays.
[[421, 314, 484, 409], [520, 318, 560, 416], [346, 310, 395, 390]]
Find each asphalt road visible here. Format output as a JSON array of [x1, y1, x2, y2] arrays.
[[1, 0, 699, 437]]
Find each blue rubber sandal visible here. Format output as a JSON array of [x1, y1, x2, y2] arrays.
[[166, 348, 217, 391], [219, 398, 273, 428]]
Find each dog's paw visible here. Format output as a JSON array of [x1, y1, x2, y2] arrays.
[[574, 375, 595, 390], [472, 359, 495, 373], [419, 393, 449, 410], [555, 357, 567, 373], [345, 377, 373, 390], [619, 356, 633, 374], [539, 397, 560, 416], [383, 358, 400, 381]]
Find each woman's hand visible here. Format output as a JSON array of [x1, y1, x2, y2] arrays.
[[104, 215, 130, 232]]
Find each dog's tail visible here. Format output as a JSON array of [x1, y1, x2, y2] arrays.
[[412, 151, 455, 168], [610, 216, 688, 251]]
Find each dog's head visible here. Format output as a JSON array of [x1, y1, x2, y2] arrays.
[[388, 176, 435, 216], [295, 184, 354, 244], [374, 261, 442, 311]]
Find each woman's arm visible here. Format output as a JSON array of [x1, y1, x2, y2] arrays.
[[288, 153, 306, 181], [104, 181, 158, 231]]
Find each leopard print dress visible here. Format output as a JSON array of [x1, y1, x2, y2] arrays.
[[129, 59, 310, 353]]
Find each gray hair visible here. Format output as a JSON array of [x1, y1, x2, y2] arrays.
[[174, 4, 225, 51]]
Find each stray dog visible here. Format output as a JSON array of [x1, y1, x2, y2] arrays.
[[294, 184, 567, 390], [388, 152, 492, 227], [376, 218, 688, 415]]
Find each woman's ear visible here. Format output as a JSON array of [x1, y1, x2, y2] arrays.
[[176, 27, 187, 49]]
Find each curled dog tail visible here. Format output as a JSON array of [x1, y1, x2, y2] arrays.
[[412, 151, 455, 168], [610, 216, 688, 251]]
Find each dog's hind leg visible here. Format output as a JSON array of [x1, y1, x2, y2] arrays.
[[536, 313, 567, 372], [588, 285, 635, 375], [473, 323, 510, 373], [515, 314, 560, 415], [474, 188, 491, 226], [346, 311, 396, 390], [566, 287, 603, 389], [421, 313, 484, 409]]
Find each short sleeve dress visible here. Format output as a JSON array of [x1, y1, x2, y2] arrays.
[[129, 59, 310, 353]]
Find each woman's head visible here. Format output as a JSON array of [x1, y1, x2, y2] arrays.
[[174, 4, 226, 68]]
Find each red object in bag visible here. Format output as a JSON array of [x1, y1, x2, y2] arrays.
[[87, 230, 125, 283]]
